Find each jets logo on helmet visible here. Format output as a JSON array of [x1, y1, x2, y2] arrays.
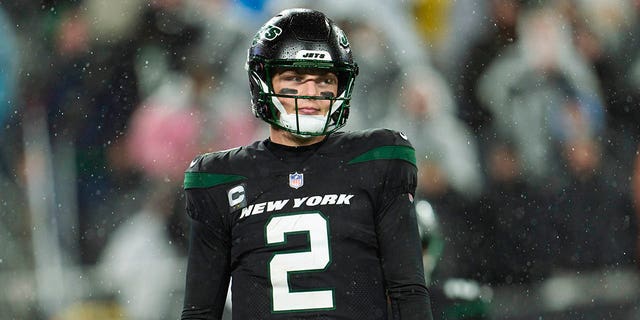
[[252, 24, 282, 45], [295, 50, 332, 61], [338, 29, 349, 48]]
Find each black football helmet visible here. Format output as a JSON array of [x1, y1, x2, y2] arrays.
[[246, 8, 359, 136]]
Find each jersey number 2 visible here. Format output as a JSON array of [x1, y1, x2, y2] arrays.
[[265, 212, 335, 312]]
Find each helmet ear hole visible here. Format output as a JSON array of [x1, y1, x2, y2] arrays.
[[255, 104, 269, 119], [253, 91, 270, 120], [248, 70, 270, 120], [342, 107, 349, 122], [330, 106, 349, 125]]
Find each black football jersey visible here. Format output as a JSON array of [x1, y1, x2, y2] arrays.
[[181, 129, 430, 320]]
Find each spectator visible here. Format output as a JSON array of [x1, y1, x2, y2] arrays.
[[41, 3, 142, 263], [456, 0, 522, 138], [554, 137, 636, 271], [385, 71, 483, 200], [569, 0, 640, 201], [476, 2, 605, 189], [42, 0, 207, 264], [481, 142, 555, 285], [98, 88, 204, 319]]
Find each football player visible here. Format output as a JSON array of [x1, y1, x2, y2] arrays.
[[181, 8, 433, 320]]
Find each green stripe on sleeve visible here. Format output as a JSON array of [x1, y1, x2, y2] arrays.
[[184, 172, 247, 189], [347, 145, 416, 167]]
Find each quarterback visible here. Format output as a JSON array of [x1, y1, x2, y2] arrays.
[[181, 8, 433, 320]]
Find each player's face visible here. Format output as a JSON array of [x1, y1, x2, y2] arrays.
[[271, 69, 339, 116]]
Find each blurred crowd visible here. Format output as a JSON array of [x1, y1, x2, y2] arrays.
[[1, 0, 640, 319]]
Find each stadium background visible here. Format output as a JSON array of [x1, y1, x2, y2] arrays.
[[0, 0, 639, 319]]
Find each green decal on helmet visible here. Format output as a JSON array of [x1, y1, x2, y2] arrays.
[[338, 30, 349, 48], [252, 24, 282, 46]]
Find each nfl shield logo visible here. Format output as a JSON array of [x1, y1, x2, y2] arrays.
[[289, 172, 304, 189]]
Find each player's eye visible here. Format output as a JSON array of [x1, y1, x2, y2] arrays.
[[319, 75, 337, 86], [323, 78, 336, 85], [282, 75, 302, 82]]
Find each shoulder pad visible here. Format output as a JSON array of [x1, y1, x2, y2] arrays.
[[185, 147, 243, 173], [183, 147, 247, 189], [370, 128, 413, 147], [342, 129, 416, 167]]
